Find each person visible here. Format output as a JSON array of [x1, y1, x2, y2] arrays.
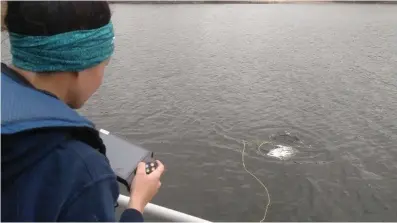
[[1, 1, 165, 222]]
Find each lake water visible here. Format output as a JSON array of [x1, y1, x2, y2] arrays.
[[2, 3, 397, 221]]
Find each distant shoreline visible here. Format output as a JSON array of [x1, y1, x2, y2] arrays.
[[108, 0, 397, 4]]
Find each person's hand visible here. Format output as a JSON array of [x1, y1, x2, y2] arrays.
[[128, 160, 165, 213]]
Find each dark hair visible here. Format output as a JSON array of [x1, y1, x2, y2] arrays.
[[4, 1, 111, 36]]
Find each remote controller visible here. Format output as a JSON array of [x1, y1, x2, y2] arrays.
[[145, 161, 158, 174]]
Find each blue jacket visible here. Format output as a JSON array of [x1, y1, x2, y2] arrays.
[[1, 63, 143, 222]]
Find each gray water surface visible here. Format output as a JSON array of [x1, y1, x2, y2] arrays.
[[2, 3, 397, 222]]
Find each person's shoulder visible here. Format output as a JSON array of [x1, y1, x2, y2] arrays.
[[55, 138, 116, 182], [53, 139, 122, 221], [52, 138, 120, 210]]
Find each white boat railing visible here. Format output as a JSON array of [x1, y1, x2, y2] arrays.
[[117, 194, 212, 222]]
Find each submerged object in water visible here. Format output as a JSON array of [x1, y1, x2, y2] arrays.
[[266, 145, 297, 160]]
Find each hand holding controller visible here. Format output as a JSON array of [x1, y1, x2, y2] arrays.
[[129, 160, 164, 213]]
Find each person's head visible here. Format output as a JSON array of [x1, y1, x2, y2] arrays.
[[1, 1, 113, 109]]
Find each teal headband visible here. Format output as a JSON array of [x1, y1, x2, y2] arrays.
[[9, 22, 115, 72]]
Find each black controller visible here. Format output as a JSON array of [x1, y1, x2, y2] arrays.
[[145, 161, 158, 174]]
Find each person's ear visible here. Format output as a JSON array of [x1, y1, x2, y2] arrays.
[[77, 69, 91, 78], [77, 64, 98, 77], [72, 71, 79, 77]]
